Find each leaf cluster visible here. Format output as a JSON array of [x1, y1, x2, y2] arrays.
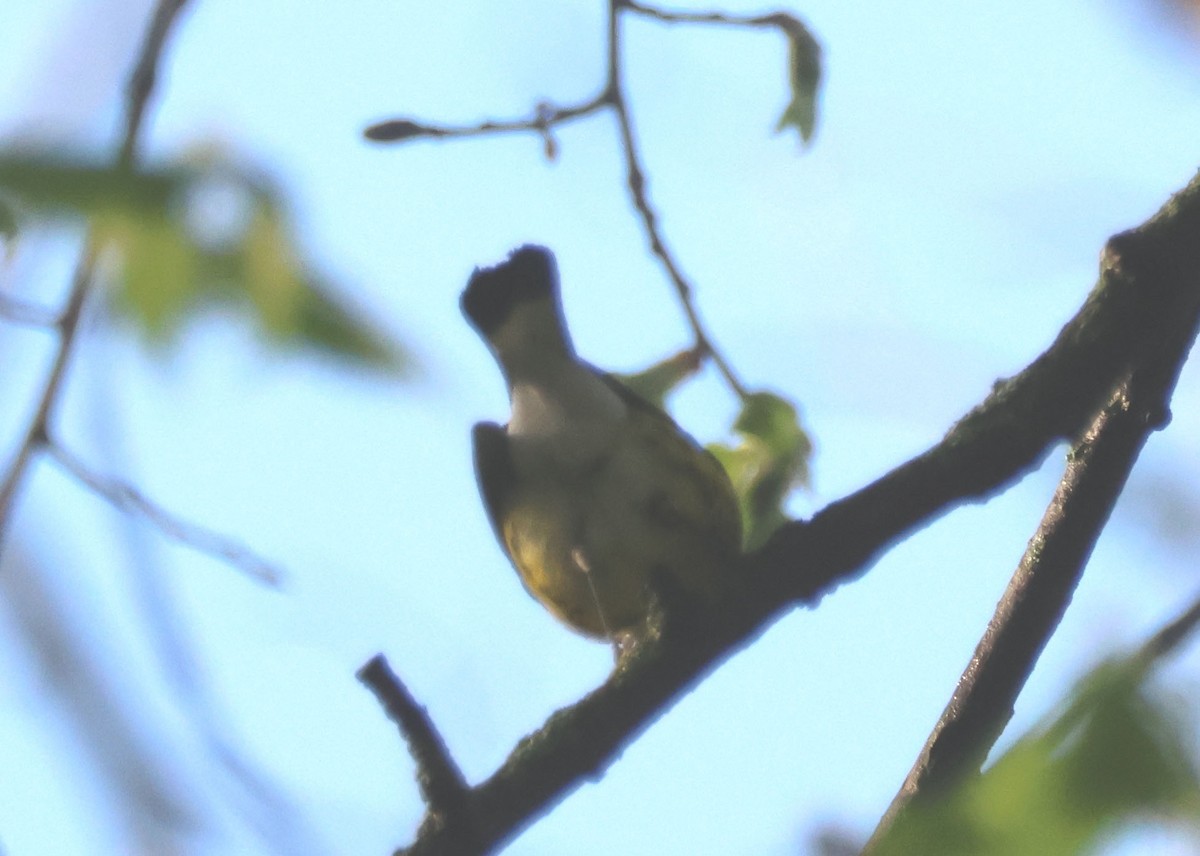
[[0, 149, 408, 372]]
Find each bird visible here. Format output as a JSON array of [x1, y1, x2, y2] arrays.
[[462, 245, 742, 644]]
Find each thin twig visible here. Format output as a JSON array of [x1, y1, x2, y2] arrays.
[[357, 656, 469, 825], [0, 0, 193, 557], [621, 0, 791, 29], [0, 241, 98, 551], [46, 440, 281, 586], [364, 94, 610, 144], [117, 0, 191, 171], [606, 0, 750, 400], [0, 292, 60, 328], [608, 0, 821, 397]]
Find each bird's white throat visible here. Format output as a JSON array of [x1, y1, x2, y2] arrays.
[[508, 364, 626, 470], [486, 296, 628, 468]]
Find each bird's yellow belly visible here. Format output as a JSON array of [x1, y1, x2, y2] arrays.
[[501, 453, 732, 638]]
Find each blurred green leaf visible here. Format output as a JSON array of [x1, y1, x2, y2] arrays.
[[0, 149, 410, 374], [775, 16, 822, 145], [1047, 661, 1199, 818], [709, 391, 812, 550], [0, 153, 184, 218], [873, 658, 1200, 856], [293, 278, 406, 369], [99, 211, 197, 338], [243, 205, 302, 335], [0, 194, 18, 243], [614, 347, 704, 409]]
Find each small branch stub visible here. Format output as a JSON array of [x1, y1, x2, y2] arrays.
[[357, 655, 471, 833]]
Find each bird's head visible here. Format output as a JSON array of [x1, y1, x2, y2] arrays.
[[462, 245, 575, 375]]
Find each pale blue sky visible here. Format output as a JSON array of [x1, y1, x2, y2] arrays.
[[2, 1, 1200, 854]]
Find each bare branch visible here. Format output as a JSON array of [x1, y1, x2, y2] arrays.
[[607, 87, 749, 399], [605, 1, 750, 400], [621, 0, 801, 31], [0, 0, 194, 557], [762, 172, 1200, 606], [46, 440, 281, 587], [118, 0, 192, 171], [364, 93, 611, 144], [358, 656, 470, 832]]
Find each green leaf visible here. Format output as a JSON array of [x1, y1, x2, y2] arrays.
[[1046, 661, 1199, 818], [0, 153, 185, 219], [0, 149, 411, 374], [774, 16, 822, 145], [293, 278, 407, 370], [234, 203, 407, 370], [709, 391, 812, 550], [0, 194, 18, 243], [614, 347, 704, 409], [242, 205, 303, 335], [99, 211, 198, 338], [872, 658, 1200, 856]]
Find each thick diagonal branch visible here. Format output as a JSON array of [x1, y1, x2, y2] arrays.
[[761, 171, 1200, 605], [865, 375, 1176, 847]]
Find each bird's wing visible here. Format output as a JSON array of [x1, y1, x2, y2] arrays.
[[599, 373, 743, 553], [471, 421, 516, 548]]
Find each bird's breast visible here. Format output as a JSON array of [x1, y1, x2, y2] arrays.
[[507, 371, 627, 473]]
